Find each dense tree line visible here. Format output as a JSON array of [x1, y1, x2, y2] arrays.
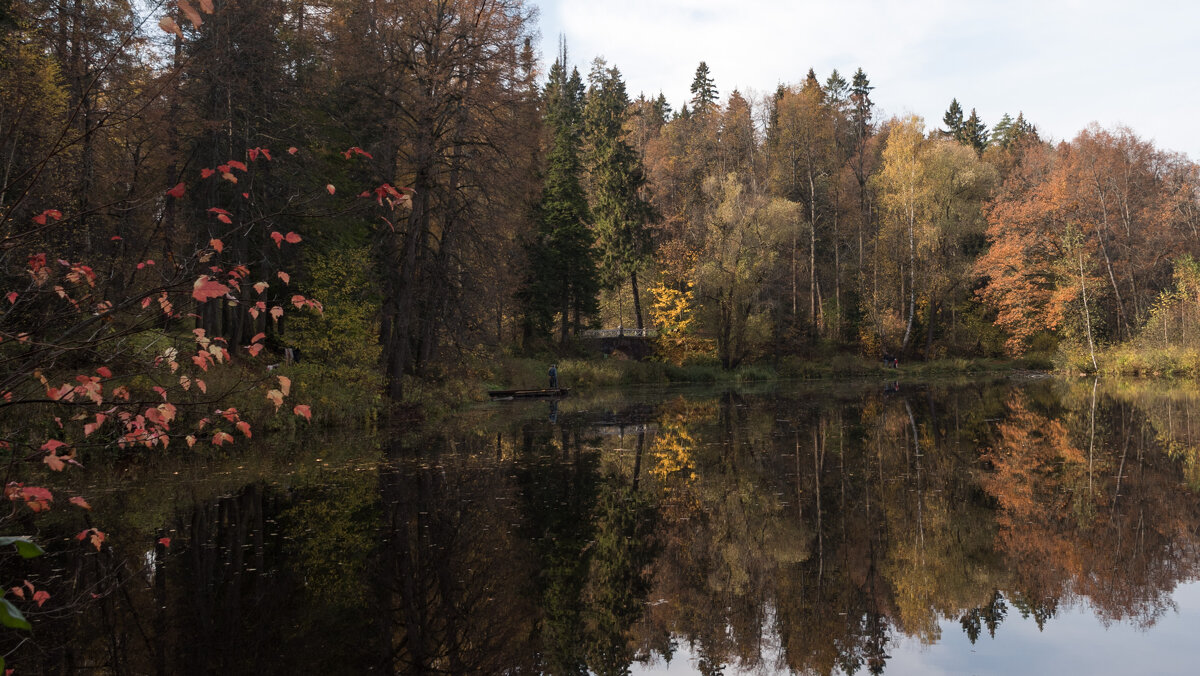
[[4, 0, 1200, 411]]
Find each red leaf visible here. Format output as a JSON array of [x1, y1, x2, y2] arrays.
[[284, 232, 302, 244], [33, 590, 50, 607], [201, 168, 215, 179], [96, 366, 112, 378], [43, 452, 65, 472], [69, 496, 92, 510], [293, 404, 312, 421], [236, 420, 252, 438], [5, 292, 15, 304], [192, 276, 230, 302], [166, 182, 186, 199], [288, 147, 298, 155], [270, 231, 284, 248], [326, 184, 336, 195], [227, 160, 248, 172], [9, 587, 22, 600], [210, 238, 224, 253], [277, 271, 290, 284], [198, 0, 213, 13], [247, 343, 263, 357], [158, 537, 172, 547]]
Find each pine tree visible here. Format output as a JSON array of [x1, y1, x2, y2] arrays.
[[943, 98, 964, 140], [991, 113, 1014, 148], [850, 69, 874, 139], [584, 65, 656, 329], [825, 69, 849, 109], [689, 61, 718, 114], [964, 108, 988, 154], [652, 93, 672, 124], [519, 43, 600, 344]]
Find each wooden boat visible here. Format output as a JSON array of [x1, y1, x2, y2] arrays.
[[487, 388, 570, 400]]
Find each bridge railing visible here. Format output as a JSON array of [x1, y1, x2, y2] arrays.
[[580, 328, 658, 339]]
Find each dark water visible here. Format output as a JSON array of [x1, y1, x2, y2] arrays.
[[8, 376, 1200, 674]]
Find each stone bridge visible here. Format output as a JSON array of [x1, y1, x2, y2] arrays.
[[579, 328, 657, 360]]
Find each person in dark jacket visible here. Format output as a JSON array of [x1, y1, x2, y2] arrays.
[[548, 364, 558, 389]]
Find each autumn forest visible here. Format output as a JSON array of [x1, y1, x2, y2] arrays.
[[5, 0, 1200, 407], [7, 0, 1200, 673]]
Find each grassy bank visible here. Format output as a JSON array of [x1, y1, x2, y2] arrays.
[[480, 354, 1049, 393], [1064, 344, 1200, 377]]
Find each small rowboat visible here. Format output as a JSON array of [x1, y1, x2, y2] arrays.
[[487, 388, 570, 400]]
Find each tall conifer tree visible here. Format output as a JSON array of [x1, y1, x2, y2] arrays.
[[585, 65, 656, 329], [520, 41, 599, 344], [689, 61, 718, 114]]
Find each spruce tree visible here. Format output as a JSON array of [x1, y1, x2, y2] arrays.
[[584, 66, 656, 329], [652, 93, 672, 124], [825, 69, 849, 109], [943, 98, 964, 140], [519, 43, 600, 344], [964, 107, 988, 154], [850, 69, 874, 138], [689, 61, 718, 114], [991, 113, 1014, 148]]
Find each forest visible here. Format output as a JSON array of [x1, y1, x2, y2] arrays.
[[3, 0, 1200, 410], [6, 1, 1200, 672]]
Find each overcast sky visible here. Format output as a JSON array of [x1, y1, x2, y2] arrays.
[[534, 0, 1200, 159]]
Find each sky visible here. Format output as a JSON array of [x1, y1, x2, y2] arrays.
[[534, 0, 1200, 159]]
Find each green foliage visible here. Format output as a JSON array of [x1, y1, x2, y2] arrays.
[[584, 65, 655, 299], [0, 598, 29, 630], [0, 536, 44, 559], [520, 51, 600, 341], [288, 247, 380, 369], [689, 61, 718, 114]]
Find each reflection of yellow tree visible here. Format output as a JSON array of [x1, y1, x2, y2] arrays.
[[649, 398, 712, 497]]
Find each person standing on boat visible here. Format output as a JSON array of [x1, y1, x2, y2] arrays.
[[548, 364, 558, 389]]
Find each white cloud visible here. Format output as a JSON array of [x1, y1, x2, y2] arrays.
[[536, 0, 1200, 158]]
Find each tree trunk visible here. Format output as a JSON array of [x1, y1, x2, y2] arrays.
[[901, 202, 916, 351], [1079, 247, 1098, 371], [631, 268, 644, 330]]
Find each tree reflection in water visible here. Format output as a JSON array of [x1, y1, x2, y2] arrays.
[[8, 378, 1200, 674]]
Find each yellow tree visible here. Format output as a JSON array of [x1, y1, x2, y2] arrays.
[[872, 116, 926, 352], [871, 116, 995, 356], [770, 83, 834, 334], [693, 174, 793, 368]]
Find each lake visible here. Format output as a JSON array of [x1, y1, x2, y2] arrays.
[[8, 375, 1200, 674]]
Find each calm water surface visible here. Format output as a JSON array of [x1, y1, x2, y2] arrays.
[[9, 376, 1200, 674]]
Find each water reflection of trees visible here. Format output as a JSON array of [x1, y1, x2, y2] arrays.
[[13, 380, 1200, 674], [621, 380, 1200, 674]]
